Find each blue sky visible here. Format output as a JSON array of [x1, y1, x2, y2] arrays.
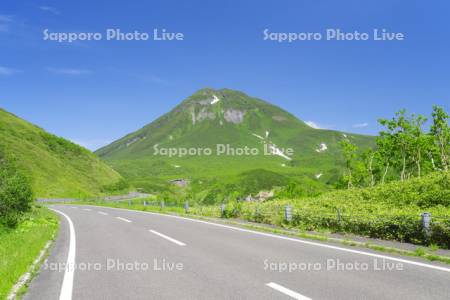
[[1, 0, 449, 150]]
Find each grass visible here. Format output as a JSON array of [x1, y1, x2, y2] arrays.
[[0, 206, 59, 299], [0, 108, 123, 198]]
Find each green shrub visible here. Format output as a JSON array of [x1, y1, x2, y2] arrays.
[[430, 221, 450, 248], [101, 178, 130, 193], [0, 155, 34, 227], [39, 132, 85, 156], [238, 169, 289, 195]]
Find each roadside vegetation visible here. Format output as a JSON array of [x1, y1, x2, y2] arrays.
[[222, 172, 450, 248], [0, 150, 59, 298], [0, 206, 58, 299]]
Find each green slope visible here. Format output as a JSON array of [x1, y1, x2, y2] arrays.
[[97, 88, 375, 193], [0, 108, 122, 198]]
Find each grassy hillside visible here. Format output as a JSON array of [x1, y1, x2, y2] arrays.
[[97, 88, 375, 194], [0, 108, 122, 198]]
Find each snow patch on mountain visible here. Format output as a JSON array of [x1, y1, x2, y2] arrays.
[[251, 131, 291, 161], [252, 133, 264, 140], [210, 95, 220, 104], [316, 143, 328, 153], [315, 173, 323, 179], [268, 144, 292, 161]]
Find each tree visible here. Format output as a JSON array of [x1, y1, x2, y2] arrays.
[[430, 105, 449, 171], [375, 133, 395, 185], [379, 109, 423, 182], [377, 114, 404, 183], [409, 114, 428, 178], [362, 148, 376, 186], [394, 110, 414, 181], [339, 139, 358, 189]]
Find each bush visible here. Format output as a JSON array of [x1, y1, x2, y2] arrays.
[[0, 155, 34, 227], [430, 221, 450, 248], [40, 132, 85, 156], [101, 178, 130, 193], [238, 169, 289, 195], [336, 172, 450, 208]]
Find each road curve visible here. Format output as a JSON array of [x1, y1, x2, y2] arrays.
[[25, 205, 450, 300]]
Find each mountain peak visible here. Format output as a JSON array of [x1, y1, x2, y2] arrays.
[[188, 87, 250, 101], [96, 88, 375, 192]]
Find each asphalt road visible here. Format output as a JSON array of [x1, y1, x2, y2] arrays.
[[25, 205, 450, 300]]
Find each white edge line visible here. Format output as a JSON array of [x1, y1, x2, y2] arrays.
[[266, 282, 312, 300], [149, 230, 186, 246], [49, 208, 75, 300], [77, 205, 450, 273], [116, 217, 132, 223]]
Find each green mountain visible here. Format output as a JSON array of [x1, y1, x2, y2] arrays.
[[97, 88, 375, 195], [0, 108, 122, 198]]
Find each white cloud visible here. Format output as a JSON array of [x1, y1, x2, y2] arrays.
[[305, 121, 321, 129], [47, 68, 92, 75], [69, 139, 111, 151], [352, 122, 369, 128], [39, 6, 60, 15], [0, 66, 20, 76]]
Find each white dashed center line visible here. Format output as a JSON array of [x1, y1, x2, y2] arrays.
[[266, 282, 311, 300], [149, 230, 186, 246], [116, 217, 132, 223]]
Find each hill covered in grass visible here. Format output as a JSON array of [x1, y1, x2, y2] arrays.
[[97, 88, 375, 195], [0, 108, 123, 198]]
